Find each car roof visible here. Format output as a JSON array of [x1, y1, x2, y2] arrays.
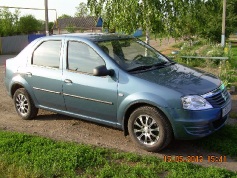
[[51, 33, 134, 42], [48, 33, 134, 42]]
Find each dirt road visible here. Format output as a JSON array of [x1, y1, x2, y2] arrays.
[[0, 55, 236, 172]]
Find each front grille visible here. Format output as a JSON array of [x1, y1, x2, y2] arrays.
[[206, 88, 230, 107], [203, 84, 230, 108]]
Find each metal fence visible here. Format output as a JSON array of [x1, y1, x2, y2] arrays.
[[0, 34, 45, 55]]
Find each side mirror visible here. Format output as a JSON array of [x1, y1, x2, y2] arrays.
[[93, 65, 114, 76]]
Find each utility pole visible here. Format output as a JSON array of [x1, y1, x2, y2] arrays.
[[45, 0, 49, 36], [221, 0, 226, 47]]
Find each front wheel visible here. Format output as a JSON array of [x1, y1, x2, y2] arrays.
[[13, 88, 38, 120], [128, 106, 173, 152]]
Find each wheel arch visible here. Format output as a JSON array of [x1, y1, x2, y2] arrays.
[[10, 83, 24, 98], [9, 76, 39, 107], [13, 87, 39, 120], [123, 102, 173, 137]]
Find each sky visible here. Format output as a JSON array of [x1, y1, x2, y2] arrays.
[[0, 0, 87, 22]]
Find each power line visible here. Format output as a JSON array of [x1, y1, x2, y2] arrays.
[[0, 5, 57, 35], [0, 6, 56, 12], [0, 5, 57, 21]]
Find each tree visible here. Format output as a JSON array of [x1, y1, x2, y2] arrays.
[[58, 14, 72, 19], [0, 8, 58, 36], [18, 15, 41, 34], [88, 0, 237, 44], [195, 0, 236, 42], [48, 22, 54, 31], [75, 2, 89, 17], [88, 0, 165, 44], [66, 25, 77, 33], [38, 20, 54, 34], [0, 8, 20, 36]]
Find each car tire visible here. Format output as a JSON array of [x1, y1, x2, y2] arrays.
[[128, 106, 173, 152], [13, 88, 38, 120]]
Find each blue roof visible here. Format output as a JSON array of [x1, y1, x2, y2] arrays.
[[52, 33, 134, 42]]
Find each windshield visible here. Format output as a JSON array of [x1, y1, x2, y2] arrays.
[[97, 38, 172, 72]]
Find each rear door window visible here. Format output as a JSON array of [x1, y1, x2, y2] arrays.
[[32, 40, 61, 68]]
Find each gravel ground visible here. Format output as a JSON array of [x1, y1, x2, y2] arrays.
[[0, 45, 237, 172]]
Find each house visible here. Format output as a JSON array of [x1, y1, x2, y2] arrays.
[[53, 16, 103, 34]]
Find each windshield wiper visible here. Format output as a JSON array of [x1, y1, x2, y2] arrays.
[[128, 61, 175, 73], [128, 65, 153, 72], [152, 61, 175, 68], [153, 61, 168, 66]]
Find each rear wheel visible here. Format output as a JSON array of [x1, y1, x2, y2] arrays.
[[13, 88, 38, 120], [128, 106, 173, 152]]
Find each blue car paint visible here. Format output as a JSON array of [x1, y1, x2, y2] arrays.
[[5, 33, 231, 142]]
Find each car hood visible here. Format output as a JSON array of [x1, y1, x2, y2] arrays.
[[133, 63, 221, 95]]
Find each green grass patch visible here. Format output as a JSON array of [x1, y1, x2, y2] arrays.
[[229, 46, 237, 68], [0, 130, 237, 177], [194, 125, 237, 158], [231, 46, 237, 56], [230, 112, 237, 119]]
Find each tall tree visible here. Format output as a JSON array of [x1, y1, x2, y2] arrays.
[[75, 2, 89, 17], [88, 0, 237, 43], [88, 0, 165, 44], [164, 0, 203, 42]]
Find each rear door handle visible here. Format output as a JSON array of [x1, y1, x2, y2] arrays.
[[64, 79, 72, 84]]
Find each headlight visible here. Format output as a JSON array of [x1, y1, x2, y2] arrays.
[[181, 95, 213, 110]]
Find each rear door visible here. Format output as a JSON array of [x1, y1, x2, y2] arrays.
[[22, 39, 65, 110]]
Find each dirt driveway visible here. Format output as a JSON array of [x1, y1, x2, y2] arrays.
[[0, 55, 236, 172]]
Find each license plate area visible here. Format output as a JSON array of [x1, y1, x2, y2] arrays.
[[222, 102, 232, 117]]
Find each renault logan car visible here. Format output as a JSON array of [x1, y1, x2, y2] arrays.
[[5, 33, 232, 151]]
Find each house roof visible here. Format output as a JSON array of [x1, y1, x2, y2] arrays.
[[54, 16, 102, 29]]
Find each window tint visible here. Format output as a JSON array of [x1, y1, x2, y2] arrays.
[[67, 41, 105, 73], [32, 41, 61, 68]]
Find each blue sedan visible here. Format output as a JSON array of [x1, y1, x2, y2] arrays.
[[5, 33, 231, 151]]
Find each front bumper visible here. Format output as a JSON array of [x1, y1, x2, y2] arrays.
[[169, 100, 231, 140]]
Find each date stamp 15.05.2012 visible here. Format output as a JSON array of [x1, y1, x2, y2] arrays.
[[164, 155, 227, 163]]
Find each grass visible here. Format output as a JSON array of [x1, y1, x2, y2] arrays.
[[1, 37, 237, 177], [230, 112, 237, 119], [0, 130, 237, 178], [193, 125, 237, 158], [229, 45, 237, 70]]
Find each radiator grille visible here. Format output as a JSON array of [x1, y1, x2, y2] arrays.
[[202, 84, 230, 108]]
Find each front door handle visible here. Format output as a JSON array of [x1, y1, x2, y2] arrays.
[[64, 79, 72, 84], [26, 72, 32, 76]]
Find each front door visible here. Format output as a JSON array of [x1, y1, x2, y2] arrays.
[[62, 41, 118, 124]]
